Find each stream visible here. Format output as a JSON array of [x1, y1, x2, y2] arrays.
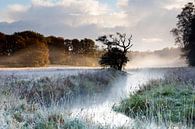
[[68, 68, 169, 128], [0, 67, 171, 128]]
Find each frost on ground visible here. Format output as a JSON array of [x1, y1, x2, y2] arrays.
[[114, 68, 195, 129], [0, 68, 127, 129], [0, 67, 194, 129]]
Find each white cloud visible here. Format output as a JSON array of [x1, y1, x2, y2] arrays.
[[142, 38, 163, 43], [117, 0, 129, 9], [31, 0, 110, 15], [0, 0, 129, 39], [0, 4, 29, 23], [0, 0, 194, 51], [8, 4, 29, 12], [31, 0, 55, 7], [1, 0, 128, 28], [163, 0, 194, 10]]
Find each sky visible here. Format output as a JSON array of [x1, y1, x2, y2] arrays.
[[0, 0, 194, 51]]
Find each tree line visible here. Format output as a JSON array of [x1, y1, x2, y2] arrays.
[[0, 31, 97, 56], [0, 1, 195, 69], [0, 31, 99, 67]]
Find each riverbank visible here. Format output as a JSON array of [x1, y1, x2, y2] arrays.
[[114, 69, 195, 128], [0, 68, 127, 128], [1, 67, 194, 128]]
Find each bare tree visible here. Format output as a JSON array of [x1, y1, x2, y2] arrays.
[[96, 32, 133, 70]]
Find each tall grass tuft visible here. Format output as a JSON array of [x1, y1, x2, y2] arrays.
[[113, 74, 195, 128]]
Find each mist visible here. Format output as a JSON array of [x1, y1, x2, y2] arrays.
[[126, 48, 187, 68]]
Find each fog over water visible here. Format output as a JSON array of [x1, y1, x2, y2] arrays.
[[0, 67, 171, 128], [68, 68, 168, 128]]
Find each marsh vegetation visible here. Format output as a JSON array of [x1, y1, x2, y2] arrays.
[[0, 68, 194, 129]]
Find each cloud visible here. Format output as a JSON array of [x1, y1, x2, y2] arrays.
[[163, 0, 194, 10], [117, 0, 129, 9], [8, 4, 29, 12], [1, 0, 128, 28], [142, 38, 163, 43], [0, 0, 194, 51], [0, 0, 130, 40], [0, 4, 29, 23], [116, 0, 194, 50]]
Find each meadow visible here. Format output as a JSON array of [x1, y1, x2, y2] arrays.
[[0, 67, 194, 129]]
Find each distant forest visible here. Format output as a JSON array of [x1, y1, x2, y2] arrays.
[[0, 31, 102, 67], [0, 31, 185, 67]]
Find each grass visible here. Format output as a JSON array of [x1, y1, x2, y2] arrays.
[[1, 68, 124, 105], [0, 68, 127, 129], [2, 68, 195, 128], [0, 97, 118, 129], [113, 78, 195, 128]]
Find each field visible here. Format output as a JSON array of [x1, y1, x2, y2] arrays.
[[0, 67, 194, 129]]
